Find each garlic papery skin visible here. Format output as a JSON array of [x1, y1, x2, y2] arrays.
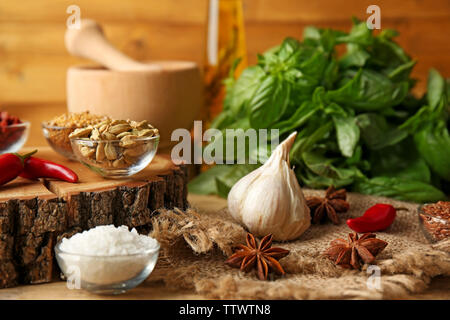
[[227, 132, 311, 241]]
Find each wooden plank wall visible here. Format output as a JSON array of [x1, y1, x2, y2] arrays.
[[0, 0, 449, 146]]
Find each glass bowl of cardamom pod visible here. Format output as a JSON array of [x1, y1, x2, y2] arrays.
[[69, 119, 159, 178]]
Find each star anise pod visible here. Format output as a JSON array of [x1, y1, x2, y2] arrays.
[[306, 186, 350, 224], [225, 233, 290, 280], [323, 232, 388, 269]]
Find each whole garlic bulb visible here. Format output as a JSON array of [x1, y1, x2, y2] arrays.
[[227, 132, 311, 241]]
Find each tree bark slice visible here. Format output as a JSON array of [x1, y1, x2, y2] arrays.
[[0, 147, 188, 288]]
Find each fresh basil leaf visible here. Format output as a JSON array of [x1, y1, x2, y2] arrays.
[[290, 121, 333, 159], [333, 115, 360, 157], [379, 29, 399, 39], [227, 66, 266, 115], [289, 74, 318, 105], [323, 102, 350, 117], [208, 118, 253, 164], [215, 177, 230, 198], [317, 29, 339, 52], [368, 32, 410, 69], [277, 37, 302, 63], [336, 20, 373, 46], [339, 44, 370, 69], [299, 50, 329, 79], [322, 58, 339, 89], [298, 159, 362, 189], [354, 177, 447, 203], [344, 146, 371, 171], [446, 79, 450, 103], [302, 151, 363, 180], [326, 69, 409, 111], [222, 57, 242, 91], [386, 60, 416, 82], [248, 75, 291, 129], [356, 113, 408, 150], [370, 138, 431, 183], [283, 68, 303, 82], [427, 68, 446, 110], [303, 26, 321, 40], [214, 164, 260, 198], [303, 26, 343, 53], [300, 170, 354, 189], [258, 51, 280, 70], [188, 165, 235, 195], [210, 111, 235, 130], [414, 122, 450, 181], [302, 151, 335, 177], [270, 100, 319, 135], [399, 105, 431, 133]]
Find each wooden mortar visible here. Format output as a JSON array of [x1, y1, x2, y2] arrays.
[[65, 20, 203, 151]]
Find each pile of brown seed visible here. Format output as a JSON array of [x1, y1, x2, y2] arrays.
[[47, 111, 108, 128], [44, 112, 110, 157]]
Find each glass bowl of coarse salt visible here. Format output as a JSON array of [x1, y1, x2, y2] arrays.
[[55, 225, 160, 295]]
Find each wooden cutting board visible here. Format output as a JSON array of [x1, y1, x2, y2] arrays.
[[0, 147, 188, 289]]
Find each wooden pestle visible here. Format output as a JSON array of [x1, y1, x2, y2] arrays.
[[65, 19, 162, 72]]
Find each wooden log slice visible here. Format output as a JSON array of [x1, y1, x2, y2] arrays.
[[0, 147, 188, 288]]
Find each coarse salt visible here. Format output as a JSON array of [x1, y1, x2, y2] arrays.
[[56, 225, 160, 286], [60, 225, 158, 256]]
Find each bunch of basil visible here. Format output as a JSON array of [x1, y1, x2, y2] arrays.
[[189, 19, 449, 203]]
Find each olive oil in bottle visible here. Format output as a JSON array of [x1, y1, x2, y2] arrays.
[[203, 0, 248, 125]]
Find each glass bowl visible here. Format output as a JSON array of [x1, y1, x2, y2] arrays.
[[54, 240, 160, 295], [0, 122, 30, 154], [418, 203, 449, 243], [42, 123, 78, 160], [70, 135, 159, 178]]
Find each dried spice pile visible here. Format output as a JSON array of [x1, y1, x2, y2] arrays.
[[147, 190, 450, 299], [419, 201, 450, 242], [43, 112, 109, 158], [0, 111, 25, 151]]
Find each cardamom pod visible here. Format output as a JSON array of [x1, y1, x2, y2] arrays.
[[94, 120, 109, 128], [112, 157, 127, 168], [109, 124, 132, 135], [69, 127, 92, 139], [104, 143, 117, 160], [123, 153, 139, 165], [137, 129, 155, 137], [102, 132, 117, 140], [90, 128, 101, 140], [136, 120, 149, 129], [123, 144, 148, 157], [98, 124, 109, 133], [119, 135, 139, 148], [95, 142, 106, 161], [116, 131, 133, 139], [110, 119, 128, 126], [80, 146, 95, 158]]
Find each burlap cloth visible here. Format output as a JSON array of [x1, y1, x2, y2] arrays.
[[146, 190, 450, 299]]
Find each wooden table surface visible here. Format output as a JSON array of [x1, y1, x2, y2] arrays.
[[0, 194, 448, 300]]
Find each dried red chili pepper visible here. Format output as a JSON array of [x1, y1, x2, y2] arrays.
[[0, 111, 22, 131], [20, 157, 78, 183], [346, 204, 407, 233], [0, 150, 37, 186], [0, 111, 24, 150]]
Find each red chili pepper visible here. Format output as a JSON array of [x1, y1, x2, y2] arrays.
[[346, 203, 407, 233], [0, 150, 37, 186], [20, 157, 78, 183]]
